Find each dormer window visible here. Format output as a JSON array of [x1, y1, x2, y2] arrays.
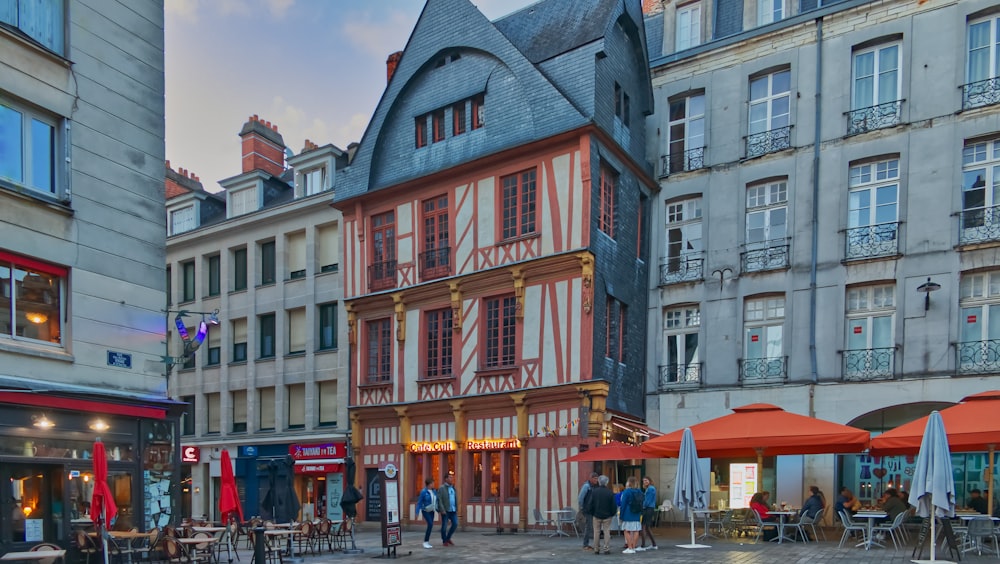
[[302, 167, 326, 196], [169, 205, 196, 235], [229, 186, 258, 218], [614, 82, 630, 127]]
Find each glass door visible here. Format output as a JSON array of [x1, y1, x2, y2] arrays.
[[2, 463, 64, 546]]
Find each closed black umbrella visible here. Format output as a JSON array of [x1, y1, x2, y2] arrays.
[[339, 458, 363, 518], [261, 456, 300, 523]]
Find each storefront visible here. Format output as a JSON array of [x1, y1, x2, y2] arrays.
[[0, 392, 182, 548], [289, 442, 347, 521]]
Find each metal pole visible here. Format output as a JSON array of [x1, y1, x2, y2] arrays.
[[253, 526, 265, 564]]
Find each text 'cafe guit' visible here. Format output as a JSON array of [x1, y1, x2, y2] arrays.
[[408, 439, 522, 454]]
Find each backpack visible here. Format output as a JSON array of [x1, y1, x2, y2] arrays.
[[422, 489, 437, 513], [628, 490, 643, 514]]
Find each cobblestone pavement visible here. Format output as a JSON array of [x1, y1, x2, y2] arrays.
[[239, 522, 1000, 563]]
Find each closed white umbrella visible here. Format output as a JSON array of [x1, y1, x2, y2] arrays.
[[673, 428, 710, 549], [909, 411, 956, 564]]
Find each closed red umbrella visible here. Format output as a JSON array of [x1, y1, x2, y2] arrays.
[[92, 439, 117, 564], [218, 449, 243, 522]]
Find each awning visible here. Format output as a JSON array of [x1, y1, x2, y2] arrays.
[[294, 458, 345, 466], [294, 459, 345, 474], [609, 415, 662, 437], [0, 391, 167, 420]]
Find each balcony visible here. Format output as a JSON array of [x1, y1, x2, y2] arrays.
[[741, 240, 789, 273], [845, 222, 899, 260], [846, 100, 902, 136], [957, 339, 1000, 375], [963, 77, 1000, 110], [739, 356, 787, 385], [746, 126, 791, 158], [658, 363, 702, 390], [959, 205, 1000, 245], [419, 247, 451, 281], [368, 260, 397, 291], [843, 348, 895, 381], [658, 252, 704, 286], [659, 147, 706, 177]]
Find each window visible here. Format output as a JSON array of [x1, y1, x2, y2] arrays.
[[844, 284, 895, 380], [365, 317, 393, 383], [470, 451, 519, 500], [169, 206, 196, 235], [0, 251, 64, 345], [742, 296, 785, 381], [259, 313, 275, 358], [302, 167, 326, 196], [260, 241, 275, 285], [605, 296, 627, 363], [0, 98, 59, 197], [424, 308, 454, 379], [206, 323, 220, 366], [500, 169, 537, 240], [421, 196, 450, 280], [847, 158, 899, 259], [432, 108, 445, 142], [232, 318, 247, 362], [958, 270, 1000, 374], [207, 255, 220, 297], [318, 302, 337, 350], [472, 93, 485, 130], [743, 181, 788, 271], [287, 383, 305, 430], [675, 2, 701, 51], [370, 211, 396, 290], [665, 93, 705, 175], [662, 306, 701, 385], [747, 70, 791, 157], [966, 15, 1000, 109], [483, 295, 517, 369], [233, 247, 247, 291], [662, 197, 703, 284], [849, 43, 901, 134], [452, 102, 466, 136], [961, 139, 1000, 244], [757, 0, 785, 25], [318, 223, 339, 273], [259, 387, 275, 431], [415, 115, 428, 148], [228, 186, 257, 217], [180, 395, 195, 436], [232, 390, 247, 433], [411, 453, 456, 496], [288, 308, 305, 354], [598, 164, 617, 238], [181, 260, 195, 302], [206, 393, 220, 434], [614, 82, 630, 126], [0, 0, 64, 53], [318, 380, 337, 426], [287, 232, 306, 279]]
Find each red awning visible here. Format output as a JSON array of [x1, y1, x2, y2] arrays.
[[0, 392, 167, 419]]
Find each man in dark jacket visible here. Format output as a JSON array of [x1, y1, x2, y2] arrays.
[[585, 475, 618, 555]]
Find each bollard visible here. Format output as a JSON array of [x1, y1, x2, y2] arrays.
[[254, 526, 265, 564]]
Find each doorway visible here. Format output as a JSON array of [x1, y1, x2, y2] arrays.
[[1, 463, 64, 546]]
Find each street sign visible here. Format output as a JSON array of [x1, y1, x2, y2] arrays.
[[107, 350, 132, 369]]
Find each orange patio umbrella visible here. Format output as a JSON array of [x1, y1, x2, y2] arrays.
[[641, 403, 870, 465], [562, 442, 657, 463], [870, 390, 1000, 515]]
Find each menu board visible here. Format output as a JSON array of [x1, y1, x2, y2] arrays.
[[729, 463, 758, 509]]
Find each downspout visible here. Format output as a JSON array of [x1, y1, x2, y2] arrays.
[[809, 17, 824, 391]]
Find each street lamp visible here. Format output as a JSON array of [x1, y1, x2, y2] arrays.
[[161, 308, 220, 368], [916, 277, 941, 311]]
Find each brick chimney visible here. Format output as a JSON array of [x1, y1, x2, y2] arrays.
[[239, 114, 286, 176], [641, 0, 663, 15], [386, 51, 403, 84], [165, 160, 204, 199]]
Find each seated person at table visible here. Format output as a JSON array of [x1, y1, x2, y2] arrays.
[[878, 488, 907, 522], [968, 488, 989, 514], [800, 485, 825, 520], [750, 492, 778, 541], [834, 486, 860, 517]]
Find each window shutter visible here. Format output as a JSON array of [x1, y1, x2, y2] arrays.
[[207, 393, 220, 433], [287, 232, 306, 275], [288, 308, 306, 353], [318, 380, 337, 424], [259, 387, 275, 429], [233, 318, 247, 344], [288, 384, 305, 428], [318, 223, 339, 271], [232, 390, 247, 426]]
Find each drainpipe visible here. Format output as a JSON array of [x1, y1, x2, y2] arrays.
[[809, 17, 824, 385]]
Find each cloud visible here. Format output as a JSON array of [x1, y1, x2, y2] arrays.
[[340, 9, 414, 59], [165, 0, 199, 21], [266, 0, 295, 17]]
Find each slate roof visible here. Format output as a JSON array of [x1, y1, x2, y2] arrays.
[[494, 0, 617, 64], [643, 11, 663, 61]]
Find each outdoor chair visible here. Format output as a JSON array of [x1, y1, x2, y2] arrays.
[[73, 529, 101, 564], [246, 531, 281, 564], [708, 509, 731, 537], [313, 519, 332, 553], [873, 510, 907, 550], [330, 519, 350, 552], [138, 528, 164, 564], [29, 542, 63, 564], [531, 508, 555, 535], [188, 531, 216, 564], [162, 538, 195, 564], [655, 500, 674, 526], [745, 509, 778, 543], [962, 516, 999, 556], [797, 511, 825, 542], [837, 510, 868, 548], [292, 521, 315, 556], [556, 507, 579, 537]]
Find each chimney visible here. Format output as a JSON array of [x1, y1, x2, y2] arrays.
[[238, 114, 286, 176], [164, 161, 204, 199], [386, 51, 403, 84]]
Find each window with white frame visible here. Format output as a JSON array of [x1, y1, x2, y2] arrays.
[[852, 43, 901, 110], [961, 139, 1000, 244], [0, 251, 64, 345], [662, 306, 700, 385], [666, 93, 705, 175], [846, 158, 899, 259], [0, 97, 60, 198], [744, 181, 788, 270], [0, 0, 65, 54], [966, 14, 1000, 108], [302, 167, 326, 196], [958, 270, 1000, 373], [228, 186, 258, 217], [743, 296, 785, 380], [169, 205, 196, 236], [757, 0, 785, 26], [663, 197, 703, 283], [748, 70, 791, 156], [844, 284, 895, 380], [675, 2, 702, 51]]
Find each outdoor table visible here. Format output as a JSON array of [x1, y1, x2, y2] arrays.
[[544, 510, 572, 537], [768, 510, 798, 544], [178, 536, 221, 563], [192, 526, 226, 533], [853, 511, 886, 550], [693, 509, 720, 540], [0, 551, 66, 564]]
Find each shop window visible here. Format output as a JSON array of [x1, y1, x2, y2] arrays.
[[259, 387, 275, 431], [0, 251, 65, 345], [470, 451, 518, 501], [232, 389, 247, 433], [287, 383, 305, 430], [411, 452, 455, 495]]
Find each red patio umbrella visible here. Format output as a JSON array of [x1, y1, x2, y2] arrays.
[[562, 442, 657, 462], [641, 403, 870, 464], [91, 439, 117, 564], [218, 449, 243, 522]]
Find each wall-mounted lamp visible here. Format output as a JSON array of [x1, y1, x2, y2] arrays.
[[916, 277, 941, 311], [32, 414, 54, 429], [89, 419, 110, 432]]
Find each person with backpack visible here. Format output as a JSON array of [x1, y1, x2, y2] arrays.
[[619, 476, 643, 554], [417, 477, 437, 549]]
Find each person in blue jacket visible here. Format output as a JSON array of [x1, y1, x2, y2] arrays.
[[416, 477, 437, 549], [619, 476, 643, 554]]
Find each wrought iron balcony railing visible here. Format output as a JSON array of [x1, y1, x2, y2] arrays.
[[959, 205, 1000, 245], [957, 339, 1000, 375], [843, 347, 895, 381], [658, 252, 704, 286], [659, 146, 706, 177], [658, 363, 702, 390], [739, 356, 787, 384], [845, 222, 899, 260], [368, 259, 397, 291], [746, 126, 791, 158], [963, 77, 1000, 110], [846, 100, 902, 136], [741, 241, 789, 273], [420, 246, 451, 280]]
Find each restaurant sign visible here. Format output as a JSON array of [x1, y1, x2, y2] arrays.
[[409, 441, 456, 453], [466, 438, 521, 451], [294, 463, 340, 474], [181, 446, 200, 463], [290, 442, 347, 460]]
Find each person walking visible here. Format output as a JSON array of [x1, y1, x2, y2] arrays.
[[619, 476, 643, 554], [437, 473, 458, 546], [586, 475, 618, 554], [637, 476, 658, 551], [417, 477, 437, 549], [578, 472, 598, 551]]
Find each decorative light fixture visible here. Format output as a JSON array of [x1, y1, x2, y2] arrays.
[[32, 414, 54, 429], [916, 277, 942, 311], [25, 312, 48, 324], [89, 419, 110, 432]]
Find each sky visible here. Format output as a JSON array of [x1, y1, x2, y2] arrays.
[[164, 0, 536, 192]]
